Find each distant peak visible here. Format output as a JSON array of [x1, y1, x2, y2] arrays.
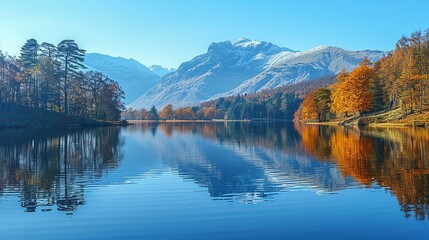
[[87, 52, 135, 62], [235, 37, 248, 42], [149, 64, 175, 71], [232, 38, 295, 53], [149, 64, 162, 69], [307, 45, 347, 54], [233, 38, 263, 48], [309, 45, 332, 51], [149, 64, 176, 77], [208, 41, 234, 52]]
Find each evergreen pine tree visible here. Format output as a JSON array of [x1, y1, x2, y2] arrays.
[[57, 40, 86, 114], [20, 38, 39, 106]]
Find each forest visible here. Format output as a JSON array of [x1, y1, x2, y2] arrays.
[[122, 76, 335, 121], [299, 29, 429, 122], [0, 39, 124, 121]]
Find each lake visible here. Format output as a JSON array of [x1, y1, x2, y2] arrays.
[[0, 122, 428, 239]]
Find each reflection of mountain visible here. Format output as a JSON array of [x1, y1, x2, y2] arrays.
[[128, 122, 359, 203], [3, 122, 428, 221], [297, 123, 429, 220], [0, 128, 123, 213]]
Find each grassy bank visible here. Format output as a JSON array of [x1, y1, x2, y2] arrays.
[[304, 108, 429, 128], [355, 108, 429, 127], [304, 121, 341, 126], [0, 104, 126, 128]]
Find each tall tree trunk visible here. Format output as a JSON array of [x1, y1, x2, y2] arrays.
[[64, 54, 68, 115], [420, 79, 422, 113], [409, 83, 413, 114]]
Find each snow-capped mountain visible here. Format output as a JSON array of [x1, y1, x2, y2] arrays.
[[216, 45, 384, 98], [129, 39, 385, 109], [85, 53, 163, 104], [149, 65, 176, 77]]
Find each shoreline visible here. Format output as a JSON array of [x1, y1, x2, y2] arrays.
[[304, 121, 341, 126], [0, 104, 129, 129], [302, 108, 429, 128], [0, 120, 128, 129], [304, 122, 411, 128], [128, 119, 252, 123], [127, 119, 296, 124]]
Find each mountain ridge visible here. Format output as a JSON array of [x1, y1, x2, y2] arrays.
[[129, 39, 385, 109]]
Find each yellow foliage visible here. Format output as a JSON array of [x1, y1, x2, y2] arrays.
[[331, 62, 375, 115]]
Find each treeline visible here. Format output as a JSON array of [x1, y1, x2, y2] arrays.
[[257, 76, 335, 98], [299, 29, 429, 122], [122, 76, 335, 121], [0, 39, 124, 121]]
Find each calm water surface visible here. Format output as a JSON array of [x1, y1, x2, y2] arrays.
[[0, 122, 429, 239]]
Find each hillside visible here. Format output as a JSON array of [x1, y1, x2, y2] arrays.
[[129, 38, 384, 109], [85, 53, 162, 104]]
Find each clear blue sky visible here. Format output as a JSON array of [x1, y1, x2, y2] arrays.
[[1, 0, 428, 68]]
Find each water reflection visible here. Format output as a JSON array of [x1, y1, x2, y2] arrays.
[[128, 122, 429, 220], [1, 122, 429, 221], [128, 122, 358, 202], [296, 124, 429, 220], [0, 128, 123, 213]]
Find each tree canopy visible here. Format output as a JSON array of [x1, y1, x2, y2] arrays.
[[0, 39, 124, 121], [299, 29, 429, 122]]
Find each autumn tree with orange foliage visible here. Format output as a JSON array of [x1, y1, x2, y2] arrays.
[[159, 104, 174, 120], [329, 69, 349, 117], [202, 106, 217, 120], [173, 107, 195, 120], [301, 88, 332, 121], [375, 30, 429, 114], [331, 60, 375, 116]]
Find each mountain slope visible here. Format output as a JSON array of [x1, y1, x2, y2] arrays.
[[85, 53, 161, 104], [217, 46, 384, 98], [130, 39, 385, 109]]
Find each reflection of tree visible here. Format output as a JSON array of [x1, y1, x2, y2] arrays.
[[329, 128, 377, 186], [0, 128, 123, 213], [159, 123, 173, 137], [295, 123, 334, 160], [128, 122, 357, 203], [297, 124, 429, 220], [376, 128, 429, 221]]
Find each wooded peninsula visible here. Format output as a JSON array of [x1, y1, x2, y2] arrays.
[[0, 39, 125, 127]]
